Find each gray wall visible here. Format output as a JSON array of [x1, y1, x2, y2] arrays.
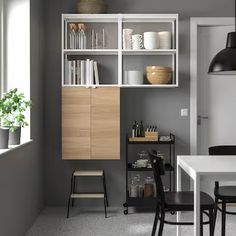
[[44, 0, 233, 206], [0, 0, 44, 235]]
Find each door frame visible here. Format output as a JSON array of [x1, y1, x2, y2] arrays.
[[190, 17, 234, 155]]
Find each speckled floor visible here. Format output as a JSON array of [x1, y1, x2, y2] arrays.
[[26, 207, 236, 236]]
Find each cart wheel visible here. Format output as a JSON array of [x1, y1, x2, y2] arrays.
[[123, 202, 127, 207], [170, 211, 176, 215], [124, 209, 128, 215]]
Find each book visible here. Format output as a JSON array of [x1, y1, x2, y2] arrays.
[[80, 60, 85, 85], [64, 59, 68, 85], [68, 60, 72, 85], [86, 59, 90, 86], [93, 61, 99, 85], [90, 60, 94, 85], [76, 60, 81, 84], [72, 60, 76, 84]]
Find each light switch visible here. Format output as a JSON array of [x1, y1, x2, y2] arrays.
[[181, 108, 188, 117]]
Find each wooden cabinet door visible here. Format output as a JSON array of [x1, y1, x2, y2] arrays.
[[91, 87, 120, 160], [62, 88, 91, 160]]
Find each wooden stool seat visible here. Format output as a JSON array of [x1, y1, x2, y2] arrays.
[[71, 193, 105, 198], [67, 170, 108, 218], [73, 170, 103, 177]]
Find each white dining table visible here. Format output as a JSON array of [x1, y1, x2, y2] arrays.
[[177, 155, 236, 236]]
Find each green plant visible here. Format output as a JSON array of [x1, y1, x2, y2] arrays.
[[0, 88, 32, 132]]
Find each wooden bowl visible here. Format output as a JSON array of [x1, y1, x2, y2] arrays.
[[146, 66, 172, 72], [77, 1, 108, 14], [146, 71, 172, 84]]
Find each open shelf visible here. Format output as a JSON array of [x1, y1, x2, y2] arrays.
[[122, 49, 176, 56], [64, 49, 119, 55], [62, 14, 179, 87], [127, 163, 174, 172], [120, 84, 178, 88]]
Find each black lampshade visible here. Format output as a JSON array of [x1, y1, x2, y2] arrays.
[[208, 32, 236, 74]]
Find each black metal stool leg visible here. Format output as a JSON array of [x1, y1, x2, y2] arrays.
[[72, 175, 76, 207], [103, 171, 109, 207], [67, 196, 71, 218], [222, 201, 226, 236], [67, 172, 74, 218], [104, 196, 107, 218]]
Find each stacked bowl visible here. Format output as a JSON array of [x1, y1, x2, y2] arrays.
[[146, 66, 172, 84]]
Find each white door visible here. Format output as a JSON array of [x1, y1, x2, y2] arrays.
[[197, 25, 236, 155]]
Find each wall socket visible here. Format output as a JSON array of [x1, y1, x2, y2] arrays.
[[181, 108, 188, 117]]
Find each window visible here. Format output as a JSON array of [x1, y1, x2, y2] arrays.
[[1, 0, 30, 142]]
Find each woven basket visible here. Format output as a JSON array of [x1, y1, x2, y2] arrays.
[[77, 0, 108, 14]]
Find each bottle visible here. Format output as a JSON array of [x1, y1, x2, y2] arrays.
[[132, 121, 137, 138], [136, 122, 140, 137], [140, 120, 144, 137]]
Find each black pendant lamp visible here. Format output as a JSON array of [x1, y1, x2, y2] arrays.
[[208, 0, 236, 74]]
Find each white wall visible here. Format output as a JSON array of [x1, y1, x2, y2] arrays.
[[0, 0, 44, 235]]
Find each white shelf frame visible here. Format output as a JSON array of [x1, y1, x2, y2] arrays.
[[61, 14, 179, 88]]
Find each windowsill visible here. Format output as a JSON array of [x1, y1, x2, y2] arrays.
[[0, 140, 33, 156]]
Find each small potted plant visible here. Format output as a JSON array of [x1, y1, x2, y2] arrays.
[[0, 89, 32, 146], [0, 97, 10, 148]]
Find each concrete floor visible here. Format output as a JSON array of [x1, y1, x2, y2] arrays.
[[26, 207, 236, 236]]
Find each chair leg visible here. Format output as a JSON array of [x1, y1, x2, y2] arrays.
[[104, 197, 107, 218], [103, 172, 109, 207], [151, 205, 160, 236], [67, 172, 74, 218], [72, 176, 76, 207], [67, 196, 71, 218], [200, 211, 203, 236], [213, 197, 218, 233], [158, 206, 165, 236], [209, 209, 214, 236], [222, 201, 226, 236]]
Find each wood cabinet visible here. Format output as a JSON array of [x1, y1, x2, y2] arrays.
[[62, 87, 120, 160], [91, 87, 120, 160]]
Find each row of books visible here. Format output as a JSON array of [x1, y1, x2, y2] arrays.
[[64, 59, 99, 85]]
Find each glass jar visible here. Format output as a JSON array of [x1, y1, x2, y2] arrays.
[[156, 151, 166, 165], [144, 176, 154, 197], [129, 177, 139, 198], [137, 150, 149, 168], [134, 174, 144, 198]]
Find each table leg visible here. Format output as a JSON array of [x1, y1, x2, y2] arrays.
[[194, 174, 200, 236], [177, 161, 182, 236]]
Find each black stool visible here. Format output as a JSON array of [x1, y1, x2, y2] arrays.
[[67, 170, 108, 218]]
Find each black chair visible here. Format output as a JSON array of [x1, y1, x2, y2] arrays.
[[209, 145, 236, 236], [149, 151, 215, 236]]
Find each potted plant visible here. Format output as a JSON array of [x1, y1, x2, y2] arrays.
[[0, 89, 32, 146]]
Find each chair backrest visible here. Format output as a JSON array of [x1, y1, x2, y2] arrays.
[[149, 151, 165, 205], [209, 145, 236, 155]]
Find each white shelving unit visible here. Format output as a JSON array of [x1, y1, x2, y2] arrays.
[[61, 14, 179, 88]]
